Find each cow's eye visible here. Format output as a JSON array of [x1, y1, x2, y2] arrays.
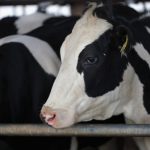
[[84, 57, 98, 65]]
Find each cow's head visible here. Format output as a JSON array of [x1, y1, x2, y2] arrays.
[[41, 3, 134, 128]]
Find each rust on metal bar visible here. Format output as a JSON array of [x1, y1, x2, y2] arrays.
[[0, 124, 150, 137]]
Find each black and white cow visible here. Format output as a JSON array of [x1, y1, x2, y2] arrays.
[[41, 2, 150, 150]]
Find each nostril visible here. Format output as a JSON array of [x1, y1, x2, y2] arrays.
[[45, 113, 56, 123]]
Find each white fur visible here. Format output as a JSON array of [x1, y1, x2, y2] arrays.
[[0, 35, 60, 76], [146, 26, 150, 33], [15, 12, 51, 34], [123, 65, 149, 123], [134, 42, 150, 69]]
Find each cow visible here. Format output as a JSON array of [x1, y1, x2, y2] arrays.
[[40, 2, 150, 150]]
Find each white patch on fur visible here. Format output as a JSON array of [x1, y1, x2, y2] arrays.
[[139, 13, 150, 20], [0, 35, 60, 76], [15, 12, 51, 34], [123, 65, 149, 124], [134, 42, 150, 69], [145, 26, 150, 33]]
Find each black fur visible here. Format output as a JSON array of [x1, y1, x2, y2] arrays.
[[77, 29, 128, 97], [0, 17, 18, 38], [93, 4, 140, 23], [0, 42, 55, 123]]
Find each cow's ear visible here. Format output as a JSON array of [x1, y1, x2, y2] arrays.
[[114, 25, 132, 56]]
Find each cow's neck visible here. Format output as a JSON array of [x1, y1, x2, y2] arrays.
[[115, 46, 150, 124], [111, 17, 150, 123]]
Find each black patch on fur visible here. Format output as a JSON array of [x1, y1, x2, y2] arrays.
[[93, 4, 140, 22], [77, 30, 128, 97], [0, 42, 55, 123], [128, 49, 150, 114], [131, 19, 150, 55], [0, 17, 18, 38]]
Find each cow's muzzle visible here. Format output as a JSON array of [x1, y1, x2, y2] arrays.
[[40, 106, 75, 128]]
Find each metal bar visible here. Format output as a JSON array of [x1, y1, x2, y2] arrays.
[[0, 0, 71, 5], [0, 124, 150, 137], [0, 0, 49, 5]]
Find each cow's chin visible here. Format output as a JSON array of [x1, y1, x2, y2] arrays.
[[47, 120, 74, 129]]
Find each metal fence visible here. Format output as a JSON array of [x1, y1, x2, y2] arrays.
[[0, 0, 73, 5], [0, 124, 150, 137]]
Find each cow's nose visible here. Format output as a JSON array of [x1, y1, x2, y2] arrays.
[[40, 106, 57, 126], [40, 105, 75, 128]]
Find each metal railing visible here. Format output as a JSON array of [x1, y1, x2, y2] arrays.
[[0, 124, 150, 137], [0, 0, 72, 5]]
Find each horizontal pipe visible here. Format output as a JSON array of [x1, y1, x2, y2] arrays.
[[0, 124, 150, 137], [0, 0, 71, 5]]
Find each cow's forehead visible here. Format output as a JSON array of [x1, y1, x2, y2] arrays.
[[61, 5, 113, 60]]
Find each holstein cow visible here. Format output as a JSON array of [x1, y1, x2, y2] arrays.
[[41, 2, 150, 150]]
